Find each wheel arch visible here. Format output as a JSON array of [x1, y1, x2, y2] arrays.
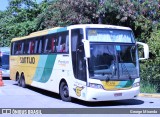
[[20, 72, 24, 77]]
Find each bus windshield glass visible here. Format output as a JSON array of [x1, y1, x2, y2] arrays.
[[88, 43, 139, 80], [87, 28, 135, 43]]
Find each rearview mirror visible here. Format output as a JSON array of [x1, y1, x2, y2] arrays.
[[137, 42, 149, 60]]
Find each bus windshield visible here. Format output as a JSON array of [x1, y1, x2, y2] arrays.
[[87, 28, 135, 43], [88, 43, 139, 80]]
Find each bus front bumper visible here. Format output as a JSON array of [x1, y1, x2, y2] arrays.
[[85, 86, 140, 102]]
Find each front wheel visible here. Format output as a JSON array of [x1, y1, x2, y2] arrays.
[[59, 82, 72, 102]]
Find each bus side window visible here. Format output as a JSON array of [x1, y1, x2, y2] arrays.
[[65, 35, 69, 53], [38, 40, 42, 54], [44, 38, 48, 53], [58, 31, 68, 53], [12, 42, 15, 55], [14, 43, 18, 54], [57, 36, 62, 52], [24, 40, 29, 54], [33, 40, 38, 54], [21, 42, 24, 54], [45, 34, 57, 53], [30, 40, 35, 54], [45, 35, 56, 53], [15, 42, 23, 55], [27, 40, 35, 54], [51, 38, 55, 53], [38, 36, 45, 54]]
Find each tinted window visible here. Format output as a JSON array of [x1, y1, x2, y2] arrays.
[[11, 31, 69, 55]]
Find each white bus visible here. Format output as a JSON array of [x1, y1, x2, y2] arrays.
[[0, 47, 10, 78], [10, 24, 149, 102]]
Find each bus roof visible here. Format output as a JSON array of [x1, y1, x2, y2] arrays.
[[11, 24, 132, 42], [11, 27, 62, 42], [68, 24, 132, 30]]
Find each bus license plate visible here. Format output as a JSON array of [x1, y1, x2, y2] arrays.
[[114, 93, 122, 97]]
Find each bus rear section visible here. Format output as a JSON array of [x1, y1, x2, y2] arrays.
[[0, 47, 10, 78]]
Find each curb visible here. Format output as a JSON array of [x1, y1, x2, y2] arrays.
[[139, 93, 160, 98]]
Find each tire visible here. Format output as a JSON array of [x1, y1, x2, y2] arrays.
[[16, 75, 21, 86], [20, 74, 26, 88], [59, 82, 72, 102]]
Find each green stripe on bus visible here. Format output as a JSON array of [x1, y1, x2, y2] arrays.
[[116, 80, 134, 88], [48, 27, 67, 34], [124, 80, 134, 88], [38, 55, 57, 83], [33, 55, 48, 81], [116, 81, 127, 88]]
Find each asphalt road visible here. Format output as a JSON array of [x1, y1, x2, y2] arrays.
[[0, 80, 160, 117]]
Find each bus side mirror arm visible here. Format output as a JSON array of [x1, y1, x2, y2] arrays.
[[136, 42, 149, 60], [82, 39, 90, 58]]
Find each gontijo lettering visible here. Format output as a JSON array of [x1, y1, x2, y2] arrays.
[[20, 57, 35, 64]]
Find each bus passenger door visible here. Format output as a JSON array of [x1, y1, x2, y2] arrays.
[[71, 29, 87, 99], [76, 45, 87, 82]]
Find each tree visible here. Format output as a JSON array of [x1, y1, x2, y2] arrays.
[[36, 0, 99, 29], [0, 0, 49, 46]]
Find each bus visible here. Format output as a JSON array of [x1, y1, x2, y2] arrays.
[[10, 24, 149, 102], [0, 47, 10, 78]]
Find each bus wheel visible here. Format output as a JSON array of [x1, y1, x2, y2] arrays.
[[60, 82, 71, 102], [16, 74, 21, 86], [20, 74, 26, 88]]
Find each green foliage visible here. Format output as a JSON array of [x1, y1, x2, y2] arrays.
[[1, 0, 159, 44], [101, 0, 138, 25], [37, 0, 99, 29], [140, 80, 158, 93], [0, 0, 49, 47], [37, 0, 142, 28], [140, 30, 160, 82], [134, 0, 160, 41]]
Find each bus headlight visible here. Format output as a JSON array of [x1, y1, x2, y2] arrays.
[[88, 83, 104, 89], [132, 82, 140, 87]]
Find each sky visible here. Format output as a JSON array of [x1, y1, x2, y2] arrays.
[[0, 0, 43, 11]]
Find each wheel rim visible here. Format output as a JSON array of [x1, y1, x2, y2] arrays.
[[63, 85, 69, 98]]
